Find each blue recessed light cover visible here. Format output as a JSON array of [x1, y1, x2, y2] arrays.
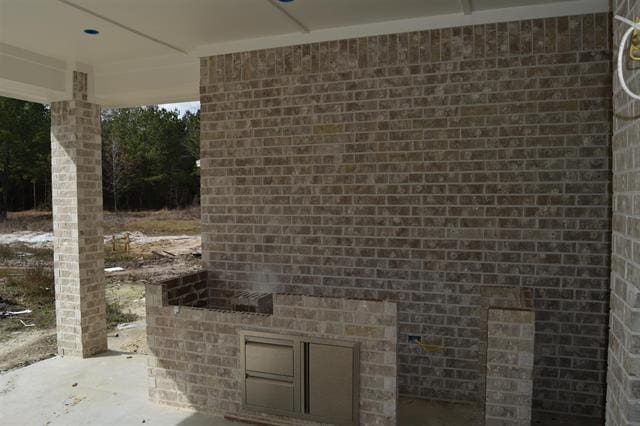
[[83, 28, 99, 35], [277, 0, 294, 2]]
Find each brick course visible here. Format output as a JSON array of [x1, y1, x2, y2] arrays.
[[50, 71, 106, 357], [200, 14, 612, 417], [607, 1, 640, 424]]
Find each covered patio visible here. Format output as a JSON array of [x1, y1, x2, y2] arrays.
[[1, 0, 639, 425]]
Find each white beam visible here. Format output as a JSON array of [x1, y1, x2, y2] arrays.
[[94, 55, 199, 108], [0, 43, 67, 103], [267, 0, 310, 34]]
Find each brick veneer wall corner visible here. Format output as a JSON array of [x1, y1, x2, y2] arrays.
[[607, 1, 640, 424]]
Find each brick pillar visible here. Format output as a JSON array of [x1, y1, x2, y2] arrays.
[[485, 308, 535, 426], [50, 71, 107, 357]]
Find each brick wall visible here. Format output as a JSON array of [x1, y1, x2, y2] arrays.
[[607, 1, 640, 424], [485, 308, 535, 426], [146, 283, 398, 425], [200, 14, 612, 417]]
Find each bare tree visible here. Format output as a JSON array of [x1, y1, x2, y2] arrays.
[[103, 134, 128, 212]]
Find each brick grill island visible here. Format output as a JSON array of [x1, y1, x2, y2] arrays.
[[146, 271, 538, 425], [145, 271, 399, 425]]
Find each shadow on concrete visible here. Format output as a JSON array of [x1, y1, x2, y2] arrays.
[[92, 349, 133, 358], [175, 414, 241, 426]]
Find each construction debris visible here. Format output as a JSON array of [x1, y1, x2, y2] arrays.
[[116, 321, 144, 331], [1, 309, 32, 319], [151, 250, 173, 258], [111, 233, 131, 253], [105, 267, 125, 273]]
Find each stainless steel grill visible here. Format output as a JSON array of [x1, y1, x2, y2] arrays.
[[231, 291, 273, 314]]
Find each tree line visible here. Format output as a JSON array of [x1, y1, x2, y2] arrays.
[[0, 97, 201, 220]]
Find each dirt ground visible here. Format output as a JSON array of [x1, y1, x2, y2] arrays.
[[0, 209, 202, 372]]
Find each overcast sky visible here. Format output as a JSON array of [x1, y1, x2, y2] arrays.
[[158, 101, 200, 116]]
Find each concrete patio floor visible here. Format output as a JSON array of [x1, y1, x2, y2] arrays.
[[0, 349, 486, 426], [0, 350, 601, 426], [0, 351, 236, 426]]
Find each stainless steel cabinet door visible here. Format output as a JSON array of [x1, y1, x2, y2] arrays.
[[307, 343, 354, 422]]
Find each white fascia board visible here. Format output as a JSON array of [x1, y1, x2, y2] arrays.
[[192, 0, 610, 57], [0, 45, 98, 104], [0, 78, 64, 105], [94, 54, 199, 108], [0, 43, 68, 103], [0, 42, 197, 107], [96, 84, 199, 109]]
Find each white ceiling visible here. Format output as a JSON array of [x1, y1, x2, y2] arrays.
[[0, 0, 609, 107]]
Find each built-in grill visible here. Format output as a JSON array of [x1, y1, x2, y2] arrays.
[[231, 291, 273, 314]]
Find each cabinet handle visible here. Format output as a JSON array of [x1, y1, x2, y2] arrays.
[[303, 342, 310, 414]]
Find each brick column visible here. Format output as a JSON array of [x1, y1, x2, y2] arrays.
[[50, 71, 107, 357], [485, 309, 535, 426]]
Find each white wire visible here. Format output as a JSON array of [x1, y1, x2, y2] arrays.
[[614, 15, 640, 101]]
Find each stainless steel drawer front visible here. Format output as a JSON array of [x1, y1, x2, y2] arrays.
[[245, 377, 294, 412], [245, 342, 294, 377]]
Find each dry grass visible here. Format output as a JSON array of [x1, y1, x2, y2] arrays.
[[106, 303, 138, 329], [0, 244, 53, 262], [12, 268, 55, 301], [121, 219, 200, 235], [0, 207, 201, 236], [0, 267, 56, 339], [0, 211, 52, 233], [0, 266, 138, 340], [104, 207, 201, 236]]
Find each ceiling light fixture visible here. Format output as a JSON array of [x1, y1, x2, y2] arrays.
[[83, 28, 99, 35], [277, 0, 294, 3]]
